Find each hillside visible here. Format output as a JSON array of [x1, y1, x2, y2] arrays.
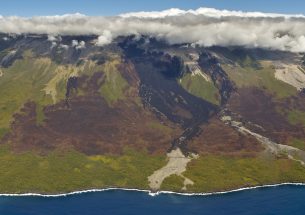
[[1, 34, 305, 193]]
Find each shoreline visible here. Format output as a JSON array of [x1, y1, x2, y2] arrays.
[[0, 182, 305, 198]]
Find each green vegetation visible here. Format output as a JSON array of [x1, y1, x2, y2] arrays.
[[180, 73, 220, 105], [160, 174, 185, 191], [0, 50, 103, 134], [289, 139, 305, 151], [0, 128, 9, 139], [276, 107, 305, 128], [0, 53, 55, 131], [287, 110, 305, 126], [147, 122, 172, 134], [1, 143, 305, 194], [0, 49, 10, 60], [184, 155, 305, 193], [2, 48, 305, 195], [44, 60, 102, 103], [216, 48, 261, 69], [237, 55, 260, 68], [36, 104, 46, 125], [99, 59, 129, 105], [0, 146, 166, 194], [222, 61, 297, 99]]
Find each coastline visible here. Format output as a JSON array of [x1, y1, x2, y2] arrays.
[[1, 182, 305, 198]]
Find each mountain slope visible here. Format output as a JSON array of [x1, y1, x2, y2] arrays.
[[1, 34, 305, 193]]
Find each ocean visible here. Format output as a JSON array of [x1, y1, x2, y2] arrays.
[[1, 185, 305, 215]]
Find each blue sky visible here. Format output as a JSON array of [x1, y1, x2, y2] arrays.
[[1, 0, 305, 16]]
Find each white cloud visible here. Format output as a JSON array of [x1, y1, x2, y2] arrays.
[[77, 41, 86, 49], [47, 35, 57, 41], [1, 8, 305, 52], [50, 41, 57, 49], [71, 39, 78, 47], [120, 7, 305, 18], [59, 44, 69, 50], [72, 40, 86, 49], [96, 30, 112, 46]]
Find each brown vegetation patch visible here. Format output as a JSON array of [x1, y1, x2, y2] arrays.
[[3, 62, 182, 155], [188, 117, 262, 155], [4, 97, 181, 155], [227, 87, 305, 144]]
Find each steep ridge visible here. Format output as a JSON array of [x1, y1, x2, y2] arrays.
[[198, 51, 235, 105], [119, 37, 240, 155]]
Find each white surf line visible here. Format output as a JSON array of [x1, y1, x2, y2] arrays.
[[150, 182, 305, 197], [1, 183, 305, 198], [148, 148, 198, 191], [0, 188, 151, 198]]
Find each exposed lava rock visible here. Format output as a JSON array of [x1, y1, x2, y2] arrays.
[[198, 51, 235, 105]]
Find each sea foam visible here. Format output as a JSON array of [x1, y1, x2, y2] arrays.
[[0, 183, 305, 198]]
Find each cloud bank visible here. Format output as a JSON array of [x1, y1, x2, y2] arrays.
[[2, 8, 305, 52]]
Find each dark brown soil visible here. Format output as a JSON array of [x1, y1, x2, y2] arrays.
[[5, 97, 181, 155], [188, 117, 263, 156], [227, 87, 305, 144], [3, 61, 182, 155]]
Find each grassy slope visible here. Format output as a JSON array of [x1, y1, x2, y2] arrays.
[[180, 73, 220, 105], [277, 107, 305, 137], [0, 145, 166, 194], [287, 110, 305, 126], [1, 50, 305, 194], [99, 58, 128, 105], [0, 53, 55, 135], [44, 59, 103, 103], [160, 174, 185, 191], [1, 145, 305, 194], [222, 61, 297, 99], [289, 139, 305, 151], [0, 51, 105, 138], [0, 52, 177, 194], [183, 155, 305, 193]]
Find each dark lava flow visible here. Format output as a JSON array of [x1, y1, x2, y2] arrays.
[[65, 76, 78, 108], [120, 38, 233, 154]]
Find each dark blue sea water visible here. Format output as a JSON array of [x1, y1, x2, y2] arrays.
[[1, 185, 305, 215]]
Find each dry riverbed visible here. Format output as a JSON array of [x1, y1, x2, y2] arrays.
[[221, 115, 305, 165], [148, 148, 198, 191]]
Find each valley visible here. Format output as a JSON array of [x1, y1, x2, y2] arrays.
[[0, 34, 305, 194]]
